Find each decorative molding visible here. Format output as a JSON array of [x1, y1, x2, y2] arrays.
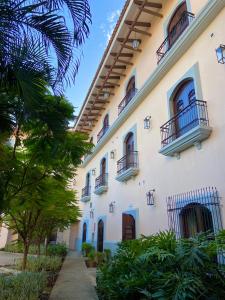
[[159, 125, 212, 157], [94, 185, 108, 195], [81, 0, 224, 168], [116, 167, 139, 182]]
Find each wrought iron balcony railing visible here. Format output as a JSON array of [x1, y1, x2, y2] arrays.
[[82, 186, 91, 198], [118, 88, 137, 115], [117, 151, 139, 175], [95, 173, 108, 190], [156, 11, 195, 63], [97, 126, 109, 143], [160, 100, 209, 148]]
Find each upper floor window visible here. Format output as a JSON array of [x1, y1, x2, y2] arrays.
[[97, 114, 109, 143], [168, 2, 188, 47], [157, 2, 195, 63], [100, 157, 106, 176], [118, 76, 137, 115]]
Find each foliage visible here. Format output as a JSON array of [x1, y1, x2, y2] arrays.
[[82, 242, 95, 257], [97, 231, 225, 300], [87, 249, 96, 262], [47, 243, 68, 257], [0, 272, 46, 300], [0, 0, 91, 90], [17, 256, 62, 272]]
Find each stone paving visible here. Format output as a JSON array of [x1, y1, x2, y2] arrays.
[[50, 251, 98, 300]]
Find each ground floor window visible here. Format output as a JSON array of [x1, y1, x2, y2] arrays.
[[122, 213, 136, 241], [167, 187, 222, 238], [82, 222, 87, 243]]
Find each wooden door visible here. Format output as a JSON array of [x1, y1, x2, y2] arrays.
[[122, 214, 136, 241], [82, 223, 87, 243], [97, 220, 104, 252]]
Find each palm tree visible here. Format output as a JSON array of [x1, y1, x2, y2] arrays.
[[0, 0, 91, 91]]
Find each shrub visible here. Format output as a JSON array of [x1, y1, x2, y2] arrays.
[[47, 243, 67, 257], [0, 272, 46, 300], [97, 231, 225, 300], [82, 242, 94, 257], [3, 242, 46, 255], [17, 256, 62, 272]]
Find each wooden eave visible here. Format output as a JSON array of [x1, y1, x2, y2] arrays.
[[75, 0, 163, 133]]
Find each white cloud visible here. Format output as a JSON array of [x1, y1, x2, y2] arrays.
[[100, 9, 121, 46]]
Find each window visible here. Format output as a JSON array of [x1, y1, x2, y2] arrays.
[[97, 220, 104, 252], [100, 158, 106, 176], [82, 223, 87, 243], [97, 114, 109, 142], [122, 214, 136, 241], [118, 76, 137, 115], [173, 79, 197, 138], [168, 2, 188, 47], [103, 114, 109, 130], [167, 187, 222, 239]]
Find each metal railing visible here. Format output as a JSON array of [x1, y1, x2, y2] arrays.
[[117, 151, 139, 175], [156, 11, 195, 63], [118, 88, 137, 115], [82, 186, 91, 198], [160, 100, 209, 147], [95, 173, 108, 189], [97, 126, 109, 143]]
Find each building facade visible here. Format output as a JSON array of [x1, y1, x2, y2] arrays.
[[73, 0, 225, 252]]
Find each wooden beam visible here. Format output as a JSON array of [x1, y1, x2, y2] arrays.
[[117, 38, 141, 43], [116, 59, 133, 66], [130, 27, 152, 36], [105, 81, 120, 87], [125, 20, 151, 27], [91, 107, 105, 111], [109, 71, 126, 77], [100, 75, 121, 80], [122, 44, 142, 52], [83, 113, 100, 117], [95, 85, 115, 89], [105, 65, 126, 69], [110, 52, 133, 58], [95, 100, 110, 103], [141, 7, 163, 17], [134, 0, 162, 9]]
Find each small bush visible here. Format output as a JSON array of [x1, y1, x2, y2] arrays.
[[82, 242, 94, 257], [47, 243, 67, 257], [97, 231, 225, 300], [17, 256, 62, 272], [0, 272, 46, 300], [3, 242, 46, 255]]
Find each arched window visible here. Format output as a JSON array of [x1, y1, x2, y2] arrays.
[[126, 76, 135, 97], [122, 214, 136, 241], [82, 223, 87, 243], [180, 203, 214, 238], [168, 2, 188, 47], [125, 132, 134, 155], [173, 79, 197, 137], [97, 220, 104, 252], [103, 114, 109, 129], [86, 173, 90, 187], [100, 158, 106, 176], [124, 132, 135, 170]]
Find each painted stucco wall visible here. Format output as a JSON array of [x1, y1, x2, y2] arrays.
[[73, 0, 225, 252]]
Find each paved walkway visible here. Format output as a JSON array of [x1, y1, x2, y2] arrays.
[[0, 251, 23, 266], [50, 252, 98, 300]]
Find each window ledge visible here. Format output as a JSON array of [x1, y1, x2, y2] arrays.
[[80, 195, 91, 203], [116, 167, 139, 182], [94, 185, 108, 195], [159, 125, 212, 156]]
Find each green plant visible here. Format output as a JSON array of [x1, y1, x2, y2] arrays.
[[82, 242, 95, 257], [47, 243, 68, 257], [0, 272, 46, 300], [95, 252, 105, 266], [97, 231, 225, 300], [87, 249, 96, 262], [16, 256, 62, 273], [103, 249, 112, 263]]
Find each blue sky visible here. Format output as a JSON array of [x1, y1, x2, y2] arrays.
[[64, 0, 124, 116]]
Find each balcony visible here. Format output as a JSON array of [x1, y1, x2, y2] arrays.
[[159, 100, 212, 157], [118, 88, 137, 115], [116, 151, 139, 182], [156, 11, 195, 63], [97, 126, 109, 143], [94, 173, 108, 195], [81, 186, 91, 202]]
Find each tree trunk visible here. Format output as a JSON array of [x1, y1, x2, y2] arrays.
[[22, 241, 30, 270], [37, 241, 41, 256], [45, 237, 49, 256]]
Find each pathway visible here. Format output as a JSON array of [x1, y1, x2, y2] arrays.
[[50, 251, 98, 300]]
